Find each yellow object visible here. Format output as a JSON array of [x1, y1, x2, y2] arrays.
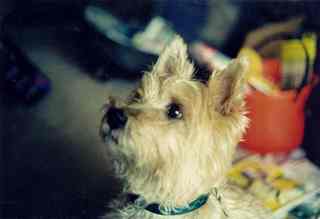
[[271, 178, 298, 190], [248, 76, 279, 95], [281, 40, 306, 61], [302, 33, 317, 60], [228, 157, 305, 211], [303, 33, 317, 82], [280, 33, 317, 61], [238, 47, 264, 80], [280, 33, 317, 89], [238, 47, 279, 95]]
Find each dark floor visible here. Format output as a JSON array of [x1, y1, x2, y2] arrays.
[[1, 26, 136, 218]]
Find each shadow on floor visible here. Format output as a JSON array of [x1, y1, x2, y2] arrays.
[[1, 27, 137, 218]]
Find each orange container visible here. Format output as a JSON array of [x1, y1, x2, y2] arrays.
[[241, 77, 317, 154]]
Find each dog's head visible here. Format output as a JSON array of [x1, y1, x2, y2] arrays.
[[100, 36, 248, 189]]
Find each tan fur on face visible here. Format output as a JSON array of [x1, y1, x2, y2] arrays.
[[102, 36, 269, 219]]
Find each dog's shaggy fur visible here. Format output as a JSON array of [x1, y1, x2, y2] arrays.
[[100, 36, 270, 219]]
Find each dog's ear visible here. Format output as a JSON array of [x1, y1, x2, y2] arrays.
[[151, 35, 194, 80], [209, 58, 248, 115]]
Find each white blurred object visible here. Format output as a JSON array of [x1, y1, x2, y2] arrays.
[[189, 42, 231, 70], [132, 17, 176, 55]]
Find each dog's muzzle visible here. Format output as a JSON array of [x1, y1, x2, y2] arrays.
[[100, 106, 127, 143], [106, 107, 127, 130]]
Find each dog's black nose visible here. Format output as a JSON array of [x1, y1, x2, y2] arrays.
[[106, 107, 127, 130]]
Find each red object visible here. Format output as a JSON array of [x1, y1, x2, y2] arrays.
[[263, 58, 282, 84], [241, 77, 318, 154]]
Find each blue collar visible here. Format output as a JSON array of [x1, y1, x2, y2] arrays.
[[128, 193, 209, 216]]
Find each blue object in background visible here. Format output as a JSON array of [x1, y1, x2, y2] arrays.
[[158, 0, 209, 43]]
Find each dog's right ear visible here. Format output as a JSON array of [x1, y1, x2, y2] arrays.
[[151, 35, 194, 80], [209, 58, 248, 115]]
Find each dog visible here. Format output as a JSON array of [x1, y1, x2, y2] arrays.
[[100, 36, 270, 219]]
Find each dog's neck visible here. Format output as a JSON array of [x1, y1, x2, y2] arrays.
[[124, 158, 229, 206]]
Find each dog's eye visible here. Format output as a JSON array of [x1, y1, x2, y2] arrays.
[[167, 103, 183, 120]]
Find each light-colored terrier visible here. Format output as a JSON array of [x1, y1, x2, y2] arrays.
[[100, 36, 269, 219]]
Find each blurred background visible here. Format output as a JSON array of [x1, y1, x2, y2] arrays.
[[1, 0, 320, 218]]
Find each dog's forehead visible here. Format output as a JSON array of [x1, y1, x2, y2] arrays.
[[139, 74, 203, 105]]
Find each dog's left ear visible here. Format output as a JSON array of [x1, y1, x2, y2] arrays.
[[209, 58, 248, 115], [151, 35, 194, 80]]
